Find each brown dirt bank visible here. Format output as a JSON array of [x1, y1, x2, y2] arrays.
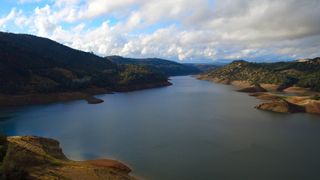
[[260, 84, 280, 91], [249, 92, 283, 101], [255, 100, 306, 113], [254, 94, 320, 114], [283, 86, 319, 96], [286, 96, 320, 114], [237, 85, 267, 93], [198, 76, 320, 115], [1, 136, 135, 180], [0, 92, 91, 107], [0, 81, 171, 107]]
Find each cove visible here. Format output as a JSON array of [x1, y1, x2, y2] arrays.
[[1, 76, 320, 180]]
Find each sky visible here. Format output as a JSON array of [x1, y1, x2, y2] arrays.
[[0, 0, 320, 62]]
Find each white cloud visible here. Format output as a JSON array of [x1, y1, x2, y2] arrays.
[[2, 0, 320, 61], [33, 5, 59, 36], [0, 9, 17, 28]]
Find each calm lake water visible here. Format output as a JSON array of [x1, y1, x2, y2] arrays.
[[1, 76, 320, 180]]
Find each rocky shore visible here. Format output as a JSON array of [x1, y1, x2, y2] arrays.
[[198, 76, 320, 115], [0, 136, 135, 180], [255, 99, 306, 113]]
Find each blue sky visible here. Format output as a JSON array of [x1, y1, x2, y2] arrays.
[[1, 0, 320, 62]]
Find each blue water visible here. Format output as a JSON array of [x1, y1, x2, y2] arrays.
[[1, 76, 320, 180]]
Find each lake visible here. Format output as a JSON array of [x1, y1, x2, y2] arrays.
[[1, 76, 320, 180]]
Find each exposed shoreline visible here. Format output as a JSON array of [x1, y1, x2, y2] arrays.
[[198, 76, 320, 115], [0, 136, 136, 179], [0, 81, 172, 107]]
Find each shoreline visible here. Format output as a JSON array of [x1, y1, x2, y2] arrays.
[[198, 76, 320, 115], [0, 136, 136, 179], [0, 82, 173, 178], [0, 81, 172, 107]]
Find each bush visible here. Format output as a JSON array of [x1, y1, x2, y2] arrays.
[[311, 95, 320, 100], [297, 72, 320, 91]]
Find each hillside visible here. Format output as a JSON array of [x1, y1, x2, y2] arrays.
[[106, 56, 202, 76], [200, 58, 320, 91], [0, 32, 169, 100], [199, 58, 320, 115]]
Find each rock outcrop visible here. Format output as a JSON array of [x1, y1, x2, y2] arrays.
[[0, 136, 135, 180], [249, 92, 282, 101], [255, 100, 306, 113], [237, 84, 267, 93], [198, 73, 320, 115], [0, 81, 172, 107], [287, 97, 320, 114], [85, 96, 104, 104]]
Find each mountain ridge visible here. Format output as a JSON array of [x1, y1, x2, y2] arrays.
[[106, 55, 203, 76]]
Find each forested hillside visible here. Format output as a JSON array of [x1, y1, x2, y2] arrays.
[[201, 58, 320, 91], [106, 55, 202, 76], [0, 32, 169, 94]]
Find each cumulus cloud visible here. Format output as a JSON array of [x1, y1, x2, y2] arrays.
[[1, 0, 320, 61], [0, 8, 18, 27]]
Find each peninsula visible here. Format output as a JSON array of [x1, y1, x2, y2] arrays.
[[0, 135, 135, 179], [199, 59, 320, 114]]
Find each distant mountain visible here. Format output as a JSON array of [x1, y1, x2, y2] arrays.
[[200, 58, 320, 91], [106, 56, 202, 76], [184, 63, 220, 73], [0, 32, 169, 95]]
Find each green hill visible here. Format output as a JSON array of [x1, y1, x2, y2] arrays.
[[201, 58, 320, 91]]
